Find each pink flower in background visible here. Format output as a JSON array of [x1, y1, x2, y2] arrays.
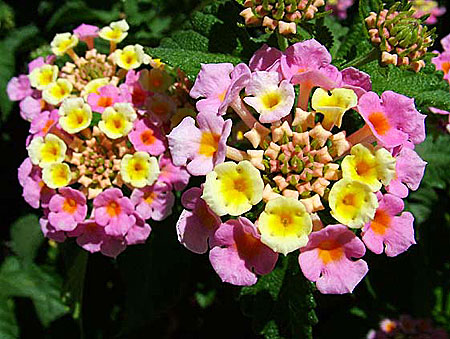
[[432, 51, 450, 84], [48, 187, 88, 232], [209, 217, 278, 286], [68, 219, 126, 257], [130, 183, 175, 221], [249, 44, 282, 72], [29, 110, 59, 137], [190, 63, 234, 113], [441, 33, 450, 51], [120, 70, 150, 107], [40, 215, 67, 243], [147, 92, 176, 124], [176, 187, 221, 254], [87, 85, 122, 113], [412, 0, 446, 24], [20, 96, 43, 122], [356, 91, 426, 148], [299, 224, 368, 294], [128, 118, 166, 156], [339, 67, 372, 97], [168, 112, 232, 176], [326, 0, 354, 19], [27, 55, 55, 73], [73, 23, 99, 39], [386, 147, 427, 198], [93, 188, 136, 237], [7, 75, 33, 101], [157, 154, 190, 191], [362, 193, 415, 257]]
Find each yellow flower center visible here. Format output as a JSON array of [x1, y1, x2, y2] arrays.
[[261, 92, 281, 109], [63, 198, 77, 214], [199, 132, 220, 157]]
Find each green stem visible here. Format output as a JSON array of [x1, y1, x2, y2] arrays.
[[340, 47, 380, 69], [276, 29, 289, 51]]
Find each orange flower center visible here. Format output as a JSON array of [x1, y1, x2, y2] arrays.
[[42, 119, 54, 134], [106, 201, 121, 217], [370, 209, 391, 235], [63, 197, 78, 214], [144, 191, 157, 204], [140, 129, 156, 145], [199, 132, 220, 157], [442, 62, 450, 75], [368, 112, 390, 136], [97, 96, 113, 108], [355, 160, 372, 176], [317, 239, 344, 264]]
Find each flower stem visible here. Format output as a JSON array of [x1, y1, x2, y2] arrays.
[[340, 47, 380, 69], [226, 146, 248, 162]]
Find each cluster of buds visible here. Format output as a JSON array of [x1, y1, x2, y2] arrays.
[[8, 20, 194, 257], [365, 3, 435, 72], [239, 0, 325, 35], [169, 39, 427, 294], [367, 315, 447, 339]]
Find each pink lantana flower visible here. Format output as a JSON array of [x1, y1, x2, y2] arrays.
[[120, 70, 150, 107], [209, 217, 278, 286], [147, 92, 176, 124], [299, 224, 368, 294], [20, 96, 43, 122], [176, 187, 221, 254], [40, 215, 66, 243], [27, 55, 55, 73], [429, 107, 450, 133], [356, 91, 426, 148], [168, 112, 232, 176], [68, 219, 126, 258], [87, 85, 122, 113], [130, 183, 175, 221], [362, 193, 415, 257], [125, 212, 152, 245], [157, 154, 190, 191], [326, 0, 354, 19], [190, 63, 234, 114], [249, 44, 282, 72], [48, 187, 88, 232], [73, 23, 99, 44], [18, 158, 55, 209], [243, 71, 295, 123], [432, 51, 450, 84], [386, 146, 427, 198], [6, 75, 33, 101], [441, 33, 450, 52], [128, 118, 166, 156], [29, 110, 59, 137], [339, 67, 372, 98], [93, 188, 136, 237]]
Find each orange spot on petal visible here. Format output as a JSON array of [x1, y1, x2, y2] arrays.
[[106, 201, 121, 217], [368, 112, 390, 136], [144, 191, 157, 204], [442, 62, 450, 75], [140, 129, 156, 146], [97, 96, 114, 108], [42, 119, 54, 134], [370, 209, 391, 235], [63, 197, 77, 214], [317, 239, 344, 264], [198, 132, 220, 157]]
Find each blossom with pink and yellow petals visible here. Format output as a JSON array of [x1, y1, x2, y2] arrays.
[[362, 193, 415, 257], [356, 91, 426, 148], [386, 147, 427, 198], [157, 154, 190, 191], [48, 187, 87, 231], [432, 51, 450, 84], [244, 71, 295, 123], [168, 112, 231, 176], [93, 188, 135, 237], [7, 75, 33, 101], [209, 217, 278, 286], [177, 187, 221, 254], [87, 85, 122, 113], [130, 183, 174, 221], [299, 224, 368, 294], [128, 118, 166, 156]]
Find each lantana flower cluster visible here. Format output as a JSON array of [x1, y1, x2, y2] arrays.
[[367, 315, 447, 339], [170, 39, 427, 294], [10, 20, 193, 257]]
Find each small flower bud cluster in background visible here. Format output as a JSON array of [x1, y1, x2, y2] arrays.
[[9, 20, 194, 257], [239, 0, 325, 35], [365, 2, 435, 72], [326, 0, 355, 19], [169, 39, 427, 294], [367, 315, 448, 339]]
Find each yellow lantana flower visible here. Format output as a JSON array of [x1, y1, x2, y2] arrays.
[[51, 33, 79, 56], [328, 178, 378, 228], [42, 79, 73, 105], [257, 196, 312, 255], [28, 64, 59, 90], [113, 44, 150, 70], [81, 78, 111, 99], [99, 19, 129, 43], [42, 163, 71, 189], [311, 87, 357, 130], [27, 133, 67, 168], [59, 98, 92, 134], [98, 103, 137, 139], [120, 152, 160, 188], [341, 144, 396, 191], [202, 160, 264, 216]]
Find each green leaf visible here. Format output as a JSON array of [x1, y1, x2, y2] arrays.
[[9, 214, 44, 264], [0, 297, 18, 339], [240, 255, 317, 339], [0, 257, 68, 326]]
